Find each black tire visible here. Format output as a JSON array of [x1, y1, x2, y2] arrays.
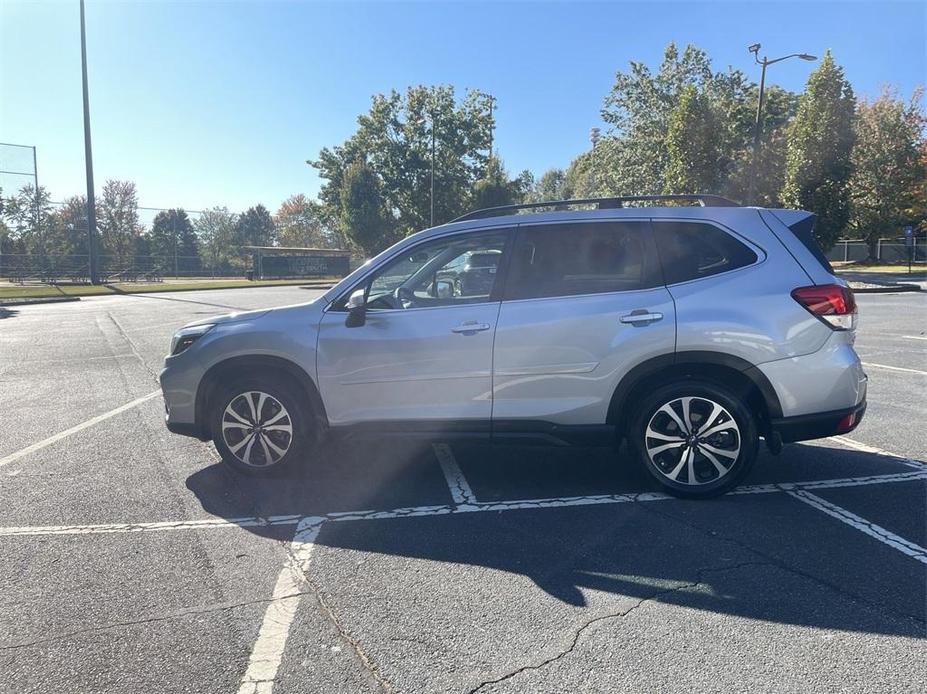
[[209, 375, 317, 476], [628, 380, 758, 499]]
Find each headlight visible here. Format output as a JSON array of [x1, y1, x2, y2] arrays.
[[170, 324, 214, 355]]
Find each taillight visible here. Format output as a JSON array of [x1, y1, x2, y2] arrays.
[[791, 284, 857, 330]]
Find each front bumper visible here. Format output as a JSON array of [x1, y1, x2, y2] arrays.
[[771, 398, 867, 443]]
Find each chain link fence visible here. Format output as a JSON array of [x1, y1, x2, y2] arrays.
[[0, 254, 252, 283], [825, 238, 925, 264]]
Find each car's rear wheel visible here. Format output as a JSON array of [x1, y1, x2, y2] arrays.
[[210, 376, 315, 476], [629, 381, 758, 498]]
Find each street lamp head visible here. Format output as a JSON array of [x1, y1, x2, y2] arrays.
[[799, 53, 817, 61], [748, 43, 761, 55]]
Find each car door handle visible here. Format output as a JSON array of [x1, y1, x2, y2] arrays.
[[619, 311, 663, 325], [451, 321, 491, 333]]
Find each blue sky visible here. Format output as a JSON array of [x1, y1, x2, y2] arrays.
[[1, 0, 924, 217]]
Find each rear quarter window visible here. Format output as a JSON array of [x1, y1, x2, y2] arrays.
[[653, 221, 758, 285]]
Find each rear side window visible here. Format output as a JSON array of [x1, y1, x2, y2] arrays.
[[653, 221, 758, 285], [504, 222, 660, 300]]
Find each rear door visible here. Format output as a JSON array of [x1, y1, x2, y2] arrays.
[[492, 219, 676, 425]]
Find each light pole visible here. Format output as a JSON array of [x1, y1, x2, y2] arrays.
[[747, 43, 816, 205], [80, 0, 100, 284], [590, 127, 601, 194], [430, 107, 436, 227]]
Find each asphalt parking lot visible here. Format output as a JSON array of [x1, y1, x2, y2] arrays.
[[1, 286, 924, 693]]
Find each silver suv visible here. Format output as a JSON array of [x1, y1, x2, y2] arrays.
[[160, 195, 867, 498]]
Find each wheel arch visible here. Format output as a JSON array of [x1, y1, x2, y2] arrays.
[[195, 354, 328, 438], [607, 351, 782, 436]]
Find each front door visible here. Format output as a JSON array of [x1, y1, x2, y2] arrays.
[[317, 229, 510, 426]]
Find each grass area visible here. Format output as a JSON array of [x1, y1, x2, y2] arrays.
[[0, 277, 336, 301]]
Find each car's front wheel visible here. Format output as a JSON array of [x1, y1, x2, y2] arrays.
[[210, 377, 315, 475], [629, 381, 758, 498]]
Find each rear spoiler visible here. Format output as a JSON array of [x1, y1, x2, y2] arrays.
[[759, 209, 836, 283]]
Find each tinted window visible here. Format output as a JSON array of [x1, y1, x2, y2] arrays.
[[653, 221, 758, 285], [504, 222, 658, 300]]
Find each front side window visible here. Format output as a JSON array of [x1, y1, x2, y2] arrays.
[[342, 231, 509, 310], [653, 221, 759, 285], [503, 221, 658, 300]]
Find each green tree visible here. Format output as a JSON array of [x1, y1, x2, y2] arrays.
[[472, 157, 528, 210], [529, 168, 568, 202], [311, 85, 494, 244], [48, 196, 90, 257], [195, 206, 241, 274], [600, 42, 755, 196], [725, 86, 799, 206], [848, 86, 926, 259], [148, 209, 200, 275], [339, 161, 398, 256], [97, 180, 141, 267], [3, 184, 56, 256], [782, 51, 856, 250], [663, 85, 725, 194], [236, 204, 276, 247], [274, 194, 338, 248]]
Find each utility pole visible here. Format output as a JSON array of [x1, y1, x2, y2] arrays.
[[80, 0, 100, 284], [747, 44, 816, 205], [430, 107, 436, 227], [590, 127, 601, 194], [172, 214, 178, 279], [486, 93, 496, 157]]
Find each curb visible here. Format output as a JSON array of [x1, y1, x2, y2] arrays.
[[852, 284, 922, 294], [0, 296, 83, 307]]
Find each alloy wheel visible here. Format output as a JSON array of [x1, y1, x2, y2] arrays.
[[221, 391, 293, 467], [644, 396, 741, 486]]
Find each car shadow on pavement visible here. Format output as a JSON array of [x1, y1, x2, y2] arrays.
[[0, 307, 19, 319], [186, 440, 926, 637]]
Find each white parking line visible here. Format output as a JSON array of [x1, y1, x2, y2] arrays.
[[0, 390, 161, 470], [2, 469, 925, 539], [829, 435, 927, 470], [237, 516, 323, 694], [901, 335, 927, 341], [861, 361, 927, 376], [432, 443, 478, 505], [789, 490, 927, 564]]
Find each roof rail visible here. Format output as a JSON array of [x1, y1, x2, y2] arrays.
[[451, 194, 740, 223]]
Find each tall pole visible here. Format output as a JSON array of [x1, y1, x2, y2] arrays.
[[430, 109, 436, 227], [80, 0, 99, 284], [487, 94, 495, 157], [172, 214, 178, 279], [748, 60, 768, 206], [747, 45, 816, 205]]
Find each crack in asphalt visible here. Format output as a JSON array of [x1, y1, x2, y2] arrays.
[[0, 590, 317, 652], [638, 501, 927, 628], [465, 560, 774, 693], [276, 522, 394, 693]]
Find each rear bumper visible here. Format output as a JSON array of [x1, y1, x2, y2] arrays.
[[771, 399, 866, 443]]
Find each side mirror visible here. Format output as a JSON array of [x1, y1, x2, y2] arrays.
[[434, 279, 454, 299], [345, 289, 366, 328]]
